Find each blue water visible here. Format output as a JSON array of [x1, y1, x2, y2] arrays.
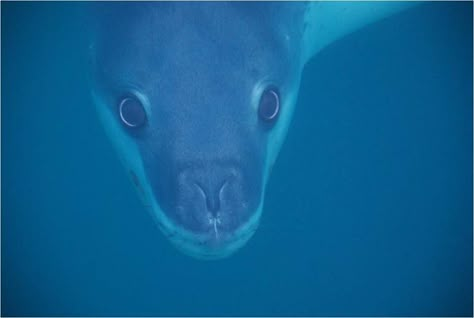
[[2, 2, 472, 316]]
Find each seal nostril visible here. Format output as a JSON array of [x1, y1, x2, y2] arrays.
[[194, 182, 221, 214], [193, 182, 206, 197], [218, 179, 229, 201]]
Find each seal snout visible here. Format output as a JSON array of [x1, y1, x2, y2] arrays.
[[172, 164, 254, 235]]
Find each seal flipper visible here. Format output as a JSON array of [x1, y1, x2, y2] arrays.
[[302, 1, 420, 63]]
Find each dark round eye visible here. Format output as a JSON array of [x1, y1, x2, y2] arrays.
[[258, 86, 280, 123], [118, 95, 147, 128]]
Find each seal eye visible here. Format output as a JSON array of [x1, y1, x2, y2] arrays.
[[118, 95, 147, 128], [258, 86, 280, 123]]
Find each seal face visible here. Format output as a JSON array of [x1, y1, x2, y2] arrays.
[[90, 2, 305, 258]]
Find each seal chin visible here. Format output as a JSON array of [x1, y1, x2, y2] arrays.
[[169, 224, 258, 260], [155, 205, 262, 260]]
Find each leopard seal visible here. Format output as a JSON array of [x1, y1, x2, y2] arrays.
[[89, 2, 417, 259]]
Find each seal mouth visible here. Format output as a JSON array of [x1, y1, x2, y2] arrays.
[[169, 222, 259, 260], [150, 202, 263, 259]]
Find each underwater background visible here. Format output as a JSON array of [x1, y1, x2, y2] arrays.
[[1, 1, 472, 316]]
